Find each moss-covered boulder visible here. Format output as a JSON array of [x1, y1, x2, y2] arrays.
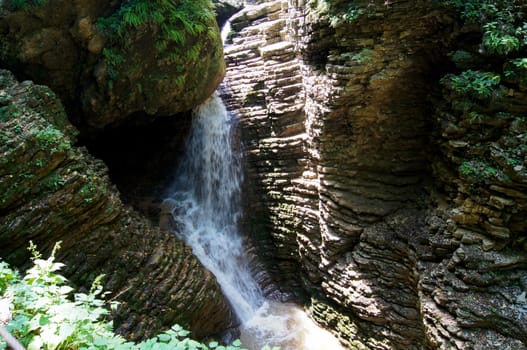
[[0, 0, 225, 128], [0, 69, 233, 339]]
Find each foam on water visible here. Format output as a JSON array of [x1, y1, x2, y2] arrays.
[[163, 94, 343, 350]]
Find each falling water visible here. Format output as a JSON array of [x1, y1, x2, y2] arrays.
[[161, 94, 343, 349]]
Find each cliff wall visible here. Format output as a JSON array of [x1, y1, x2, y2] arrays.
[[221, 1, 527, 348], [0, 70, 233, 340]]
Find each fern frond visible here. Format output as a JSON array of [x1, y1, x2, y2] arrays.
[[165, 27, 186, 45], [156, 40, 168, 51], [175, 75, 185, 87], [206, 27, 217, 41]]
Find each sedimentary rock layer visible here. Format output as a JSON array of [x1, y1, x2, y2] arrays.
[[222, 1, 527, 349], [0, 70, 232, 340]]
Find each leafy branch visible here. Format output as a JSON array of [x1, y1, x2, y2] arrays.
[[0, 243, 248, 350]]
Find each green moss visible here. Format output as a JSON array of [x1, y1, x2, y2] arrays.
[[459, 159, 509, 183], [7, 0, 45, 11]]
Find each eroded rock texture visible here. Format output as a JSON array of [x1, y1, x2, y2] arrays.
[[0, 0, 224, 128], [221, 1, 527, 349], [0, 70, 232, 340]]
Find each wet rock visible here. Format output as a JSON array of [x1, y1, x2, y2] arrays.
[[213, 0, 244, 28]]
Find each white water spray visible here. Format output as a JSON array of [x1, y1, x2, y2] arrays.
[[162, 94, 343, 349]]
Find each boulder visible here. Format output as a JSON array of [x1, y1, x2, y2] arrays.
[[0, 0, 225, 128]]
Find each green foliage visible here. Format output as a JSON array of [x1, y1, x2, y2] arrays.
[[44, 172, 66, 191], [78, 184, 97, 203], [312, 1, 364, 27], [33, 126, 72, 154], [441, 0, 527, 55], [459, 159, 508, 182], [0, 243, 248, 350], [341, 49, 372, 64], [330, 3, 363, 27], [0, 261, 17, 293], [101, 48, 123, 82], [503, 58, 527, 86], [97, 0, 217, 84], [442, 70, 501, 99], [0, 104, 21, 123], [7, 0, 45, 11]]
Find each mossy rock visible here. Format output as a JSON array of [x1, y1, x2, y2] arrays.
[[0, 0, 225, 128], [0, 69, 233, 339]]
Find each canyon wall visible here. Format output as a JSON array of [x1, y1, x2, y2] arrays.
[[221, 1, 527, 348], [0, 70, 233, 340], [0, 0, 245, 342]]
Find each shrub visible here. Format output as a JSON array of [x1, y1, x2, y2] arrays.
[[441, 70, 501, 99], [441, 0, 527, 55], [0, 243, 246, 350]]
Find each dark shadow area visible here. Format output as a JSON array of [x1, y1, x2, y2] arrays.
[[81, 111, 193, 218]]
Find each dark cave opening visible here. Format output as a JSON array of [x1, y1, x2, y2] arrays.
[[80, 111, 193, 217]]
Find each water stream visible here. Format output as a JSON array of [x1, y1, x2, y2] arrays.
[[161, 94, 343, 349]]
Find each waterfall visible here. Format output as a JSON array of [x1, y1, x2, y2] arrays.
[[162, 94, 343, 349], [162, 94, 263, 323]]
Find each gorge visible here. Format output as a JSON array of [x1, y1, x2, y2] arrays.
[[1, 0, 527, 349]]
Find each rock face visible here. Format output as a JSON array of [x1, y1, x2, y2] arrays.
[[0, 69, 233, 340], [0, 0, 225, 128], [221, 1, 527, 349], [214, 0, 244, 28]]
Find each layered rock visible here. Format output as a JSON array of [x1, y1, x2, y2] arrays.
[[0, 0, 224, 128], [423, 49, 527, 348], [222, 0, 527, 349], [0, 69, 232, 340]]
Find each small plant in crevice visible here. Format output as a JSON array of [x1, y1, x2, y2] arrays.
[[441, 70, 502, 99], [311, 0, 365, 27], [33, 126, 72, 154], [459, 158, 509, 183]]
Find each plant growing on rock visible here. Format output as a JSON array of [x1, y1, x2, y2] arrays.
[[441, 0, 527, 55], [310, 0, 364, 27], [442, 70, 501, 99], [6, 0, 45, 11], [0, 243, 247, 350], [97, 0, 217, 86], [459, 159, 509, 183]]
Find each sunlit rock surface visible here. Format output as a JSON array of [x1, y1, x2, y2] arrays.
[[221, 1, 527, 349]]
